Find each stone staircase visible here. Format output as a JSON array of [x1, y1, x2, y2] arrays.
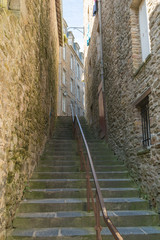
[[8, 116, 160, 239]]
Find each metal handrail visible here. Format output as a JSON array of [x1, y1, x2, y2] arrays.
[[70, 104, 123, 240]]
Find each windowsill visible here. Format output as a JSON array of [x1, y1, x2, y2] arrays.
[[0, 8, 20, 15], [137, 147, 150, 156], [133, 53, 152, 77]]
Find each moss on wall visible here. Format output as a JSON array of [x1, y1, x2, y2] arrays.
[[0, 0, 59, 237]]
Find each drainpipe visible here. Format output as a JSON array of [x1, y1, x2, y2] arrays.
[[97, 0, 108, 140], [97, 0, 104, 92]]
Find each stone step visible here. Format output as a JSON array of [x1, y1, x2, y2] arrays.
[[43, 151, 79, 156], [39, 160, 80, 166], [35, 165, 127, 172], [95, 165, 127, 171], [45, 146, 77, 150], [13, 210, 159, 229], [35, 166, 80, 172], [49, 139, 76, 143], [25, 187, 139, 199], [8, 226, 160, 239], [47, 141, 76, 144], [40, 156, 80, 161], [52, 135, 74, 139], [53, 129, 73, 131], [29, 178, 134, 189], [47, 143, 76, 147], [43, 151, 116, 158], [53, 129, 73, 132], [38, 159, 123, 166], [18, 198, 148, 213], [52, 137, 74, 140], [42, 153, 79, 157], [8, 117, 160, 240], [31, 171, 129, 179], [92, 156, 118, 161]]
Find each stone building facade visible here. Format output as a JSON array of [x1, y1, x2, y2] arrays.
[[57, 19, 85, 117], [84, 0, 160, 208], [0, 1, 62, 239]]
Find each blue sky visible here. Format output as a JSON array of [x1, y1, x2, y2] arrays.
[[62, 0, 84, 51]]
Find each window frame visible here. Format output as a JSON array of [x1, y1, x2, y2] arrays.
[[0, 0, 20, 10], [70, 78, 73, 93], [0, 0, 8, 8], [77, 85, 80, 101], [134, 88, 151, 148], [62, 95, 66, 113], [71, 54, 73, 70], [63, 45, 66, 60], [139, 0, 151, 62], [140, 97, 151, 147], [77, 63, 80, 79], [130, 0, 151, 71], [62, 69, 66, 85]]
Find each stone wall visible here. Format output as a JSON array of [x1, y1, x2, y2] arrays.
[[83, 0, 101, 129], [84, 0, 160, 208], [0, 0, 60, 238]]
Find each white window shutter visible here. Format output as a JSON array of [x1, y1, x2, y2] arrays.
[[139, 0, 151, 61]]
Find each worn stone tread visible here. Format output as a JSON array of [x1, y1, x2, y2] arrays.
[[10, 226, 160, 237], [16, 210, 158, 218], [8, 117, 160, 240]]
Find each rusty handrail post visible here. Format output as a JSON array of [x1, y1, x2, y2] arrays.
[[79, 135, 84, 172], [86, 158, 91, 212], [70, 105, 123, 240], [95, 192, 102, 240]]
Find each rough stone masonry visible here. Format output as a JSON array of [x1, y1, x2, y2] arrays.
[[84, 0, 160, 209], [0, 0, 61, 239]]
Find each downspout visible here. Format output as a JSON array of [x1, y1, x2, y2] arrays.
[[97, 0, 104, 92], [97, 0, 108, 140]]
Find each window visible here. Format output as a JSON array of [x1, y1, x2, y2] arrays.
[[140, 97, 151, 147], [0, 0, 20, 10], [63, 27, 66, 35], [68, 38, 72, 45], [139, 0, 151, 61], [70, 78, 73, 93], [63, 45, 66, 60], [77, 86, 80, 101], [77, 63, 80, 79], [63, 69, 66, 85], [0, 0, 7, 8], [71, 54, 73, 70], [134, 89, 151, 147], [130, 0, 151, 69], [62, 96, 66, 113]]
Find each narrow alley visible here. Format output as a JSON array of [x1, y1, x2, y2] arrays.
[[0, 0, 160, 240]]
